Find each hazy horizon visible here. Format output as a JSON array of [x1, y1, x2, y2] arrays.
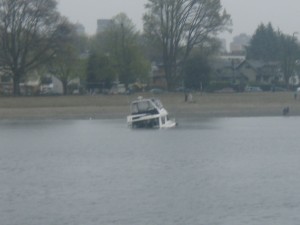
[[58, 0, 300, 44]]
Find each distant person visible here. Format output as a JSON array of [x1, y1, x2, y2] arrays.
[[283, 106, 290, 116], [295, 92, 298, 100], [188, 92, 193, 102], [184, 92, 188, 102]]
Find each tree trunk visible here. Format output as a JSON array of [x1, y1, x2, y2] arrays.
[[62, 80, 68, 95], [164, 64, 172, 90], [13, 74, 21, 96], [164, 62, 178, 90]]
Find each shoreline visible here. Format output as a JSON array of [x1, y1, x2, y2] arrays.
[[0, 92, 299, 120]]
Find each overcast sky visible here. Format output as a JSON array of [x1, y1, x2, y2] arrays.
[[58, 0, 300, 44]]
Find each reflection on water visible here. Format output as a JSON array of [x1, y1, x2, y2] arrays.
[[1, 117, 300, 225]]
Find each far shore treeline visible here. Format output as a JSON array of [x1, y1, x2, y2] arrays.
[[0, 0, 300, 97]]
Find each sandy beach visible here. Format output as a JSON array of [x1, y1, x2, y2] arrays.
[[0, 92, 299, 120]]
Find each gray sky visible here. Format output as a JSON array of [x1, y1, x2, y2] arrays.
[[58, 0, 300, 43]]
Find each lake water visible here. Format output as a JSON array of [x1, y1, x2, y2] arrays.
[[1, 117, 300, 225]]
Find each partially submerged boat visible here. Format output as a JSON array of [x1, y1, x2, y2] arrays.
[[127, 96, 177, 129]]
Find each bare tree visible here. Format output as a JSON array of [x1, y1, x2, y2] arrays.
[[92, 13, 150, 87], [48, 23, 83, 95], [0, 0, 70, 95], [143, 0, 231, 89]]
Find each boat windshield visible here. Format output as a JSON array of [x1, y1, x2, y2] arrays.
[[152, 99, 163, 109], [131, 100, 156, 114]]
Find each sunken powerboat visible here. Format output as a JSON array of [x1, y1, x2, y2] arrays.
[[127, 97, 176, 129]]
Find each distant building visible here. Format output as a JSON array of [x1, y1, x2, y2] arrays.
[[210, 56, 240, 84], [230, 33, 251, 54], [236, 60, 283, 85], [219, 38, 227, 53], [150, 63, 167, 89], [97, 19, 113, 33], [40, 75, 63, 95], [74, 23, 85, 35]]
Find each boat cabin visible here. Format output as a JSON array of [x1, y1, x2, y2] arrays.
[[127, 97, 176, 129]]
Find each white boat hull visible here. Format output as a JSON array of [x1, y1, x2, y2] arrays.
[[127, 97, 177, 129]]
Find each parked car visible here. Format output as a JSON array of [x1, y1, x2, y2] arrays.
[[110, 83, 126, 94], [150, 88, 164, 94], [245, 86, 262, 92], [175, 87, 193, 93], [175, 87, 185, 92], [271, 86, 287, 92], [216, 87, 236, 93]]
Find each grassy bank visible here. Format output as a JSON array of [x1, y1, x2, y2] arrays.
[[0, 92, 299, 119]]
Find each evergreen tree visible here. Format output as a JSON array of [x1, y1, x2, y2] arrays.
[[247, 23, 280, 61], [247, 22, 300, 86]]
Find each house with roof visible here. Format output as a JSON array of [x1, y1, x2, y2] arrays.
[[149, 57, 291, 91], [150, 63, 168, 89], [236, 60, 283, 85], [209, 57, 287, 91], [0, 71, 64, 96], [0, 71, 42, 95], [210, 56, 245, 84]]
